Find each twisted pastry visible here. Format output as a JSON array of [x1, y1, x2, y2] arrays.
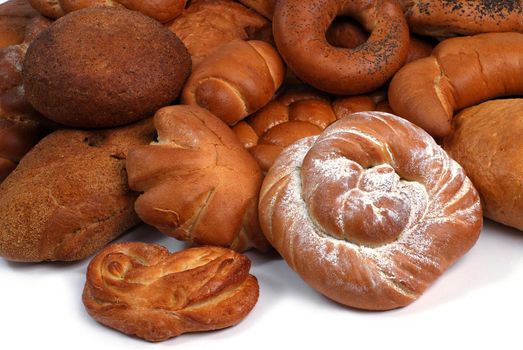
[[126, 105, 268, 252], [259, 112, 482, 310], [29, 0, 187, 22], [83, 243, 259, 342]]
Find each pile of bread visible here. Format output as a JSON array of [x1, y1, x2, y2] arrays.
[[1, 0, 522, 342]]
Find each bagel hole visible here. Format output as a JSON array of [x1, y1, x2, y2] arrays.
[[326, 17, 369, 49]]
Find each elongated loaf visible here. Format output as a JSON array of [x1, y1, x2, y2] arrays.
[[389, 32, 523, 138]]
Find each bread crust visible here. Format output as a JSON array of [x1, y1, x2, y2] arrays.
[[388, 32, 523, 138], [126, 105, 268, 252], [182, 39, 285, 126], [401, 0, 523, 37], [273, 0, 409, 94], [23, 8, 191, 128], [259, 112, 482, 310], [0, 119, 155, 262], [83, 243, 259, 342], [443, 99, 523, 232], [29, 0, 187, 22]]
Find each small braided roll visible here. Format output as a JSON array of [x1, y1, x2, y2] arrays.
[[83, 243, 259, 342], [259, 112, 482, 310]]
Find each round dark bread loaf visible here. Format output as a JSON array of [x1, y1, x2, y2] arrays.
[[23, 8, 191, 128]]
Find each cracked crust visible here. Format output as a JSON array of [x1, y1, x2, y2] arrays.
[[0, 119, 155, 262], [83, 242, 259, 342], [126, 105, 268, 252]]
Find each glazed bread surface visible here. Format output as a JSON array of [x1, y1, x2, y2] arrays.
[[83, 243, 259, 342]]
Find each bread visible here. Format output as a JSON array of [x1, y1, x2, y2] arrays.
[[233, 88, 392, 172], [0, 0, 39, 48], [1, 15, 50, 117], [327, 19, 434, 64], [181, 39, 285, 126], [259, 112, 482, 310], [401, 0, 523, 37], [29, 0, 187, 22], [167, 0, 270, 68], [0, 112, 53, 183], [23, 8, 191, 128], [237, 0, 275, 18], [83, 242, 259, 342], [0, 119, 155, 262], [273, 0, 409, 94], [388, 32, 523, 138], [443, 99, 523, 232], [126, 105, 268, 252]]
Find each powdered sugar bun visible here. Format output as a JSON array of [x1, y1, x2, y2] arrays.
[[259, 112, 482, 310]]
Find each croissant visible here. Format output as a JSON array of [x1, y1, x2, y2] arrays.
[[388, 32, 523, 138], [126, 105, 268, 252], [83, 243, 259, 342], [29, 0, 187, 22], [259, 112, 482, 310], [181, 39, 285, 126]]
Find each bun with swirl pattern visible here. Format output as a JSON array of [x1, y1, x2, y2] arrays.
[[83, 242, 259, 342], [259, 112, 482, 310]]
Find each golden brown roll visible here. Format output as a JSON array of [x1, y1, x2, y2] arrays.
[[259, 112, 482, 310], [181, 39, 285, 126], [168, 0, 270, 68], [83, 243, 259, 342], [401, 0, 523, 37], [29, 0, 187, 22], [389, 32, 523, 138], [23, 8, 191, 128], [443, 99, 523, 232], [0, 119, 155, 262], [234, 88, 392, 172], [273, 0, 409, 94], [126, 105, 268, 252]]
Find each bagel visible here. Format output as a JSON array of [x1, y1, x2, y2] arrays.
[[273, 0, 409, 95]]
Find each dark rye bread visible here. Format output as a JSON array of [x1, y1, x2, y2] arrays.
[[23, 8, 191, 128], [0, 118, 155, 262]]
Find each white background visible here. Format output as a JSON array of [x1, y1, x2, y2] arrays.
[[1, 220, 522, 350], [2, 1, 522, 349]]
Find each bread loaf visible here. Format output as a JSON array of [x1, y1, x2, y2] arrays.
[[443, 99, 523, 232], [168, 0, 270, 68], [237, 0, 275, 18], [401, 0, 523, 37], [182, 39, 284, 126], [23, 8, 191, 128], [83, 243, 259, 342], [259, 112, 482, 310], [126, 105, 268, 252], [29, 0, 187, 22], [388, 32, 523, 138], [0, 119, 155, 262]]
